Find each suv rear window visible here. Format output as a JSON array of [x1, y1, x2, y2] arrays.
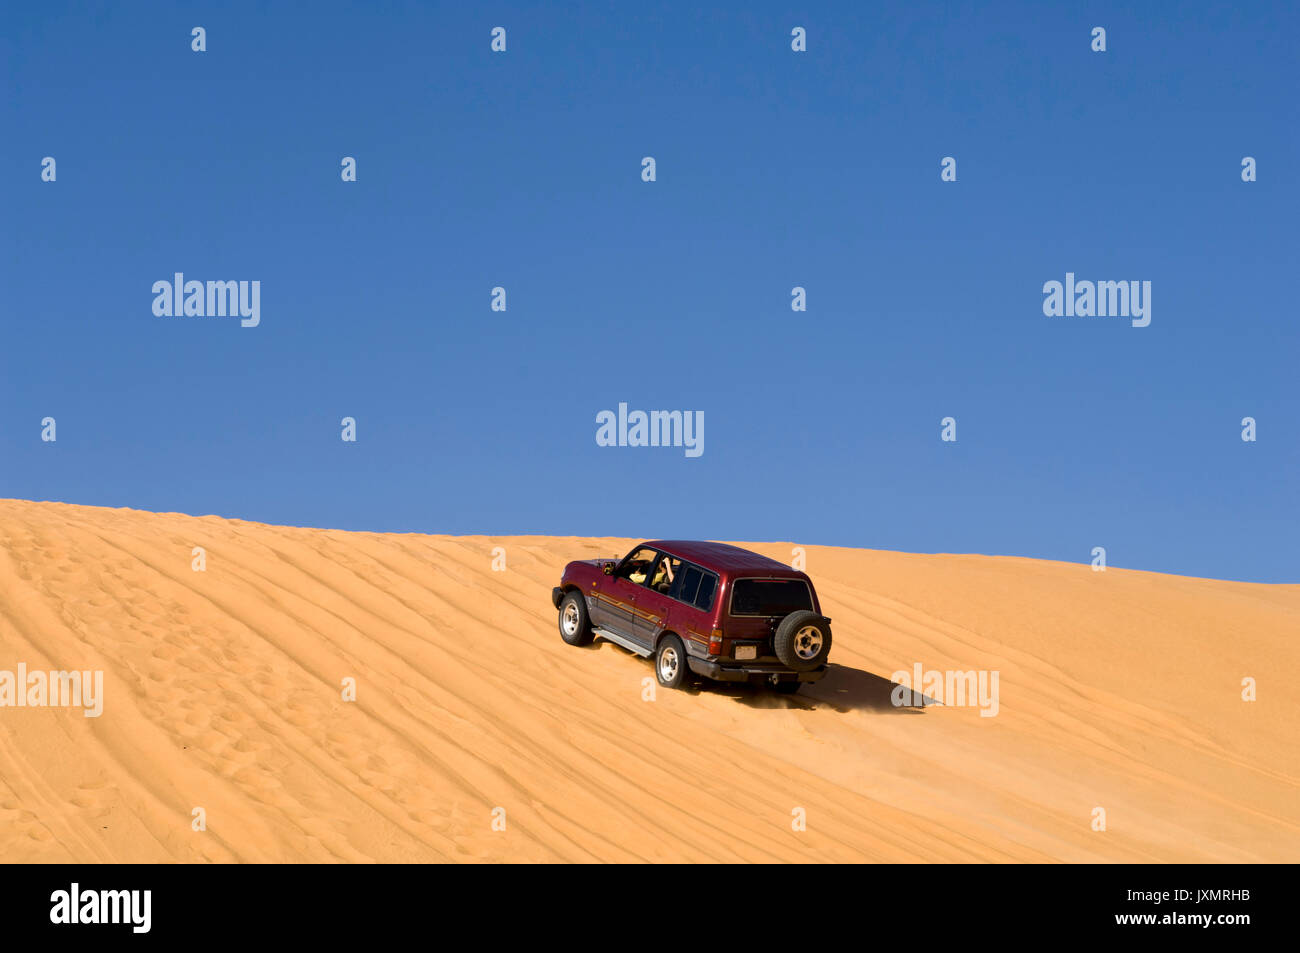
[[730, 578, 812, 616], [671, 563, 717, 612]]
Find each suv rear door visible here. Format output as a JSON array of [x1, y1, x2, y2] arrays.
[[651, 559, 718, 650], [725, 576, 816, 660], [629, 552, 680, 644]]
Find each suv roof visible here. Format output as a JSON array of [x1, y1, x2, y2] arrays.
[[643, 540, 800, 575]]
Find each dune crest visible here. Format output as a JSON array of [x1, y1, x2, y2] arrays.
[[0, 499, 1296, 862]]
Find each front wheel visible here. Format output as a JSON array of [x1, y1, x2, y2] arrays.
[[558, 592, 593, 646], [655, 635, 688, 689]]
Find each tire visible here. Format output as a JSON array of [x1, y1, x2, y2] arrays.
[[773, 681, 802, 694], [773, 610, 832, 671], [557, 591, 593, 646], [655, 634, 688, 689]]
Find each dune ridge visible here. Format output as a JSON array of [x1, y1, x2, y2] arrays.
[[0, 499, 1296, 862]]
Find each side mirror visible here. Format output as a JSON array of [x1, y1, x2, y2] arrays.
[[602, 562, 615, 575]]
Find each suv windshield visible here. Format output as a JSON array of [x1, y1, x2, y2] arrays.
[[730, 578, 812, 617]]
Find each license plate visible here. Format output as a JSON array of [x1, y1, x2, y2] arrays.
[[735, 645, 757, 660]]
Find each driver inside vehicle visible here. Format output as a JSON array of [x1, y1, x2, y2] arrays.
[[619, 547, 657, 585]]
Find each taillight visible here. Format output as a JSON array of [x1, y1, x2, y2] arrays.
[[708, 628, 724, 655]]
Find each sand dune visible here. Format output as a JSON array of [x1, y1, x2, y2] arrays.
[[0, 498, 1296, 862]]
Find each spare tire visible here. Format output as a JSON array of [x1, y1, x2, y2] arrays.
[[773, 611, 832, 671]]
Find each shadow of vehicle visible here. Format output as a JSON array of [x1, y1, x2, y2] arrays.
[[682, 662, 938, 713], [589, 636, 936, 714]]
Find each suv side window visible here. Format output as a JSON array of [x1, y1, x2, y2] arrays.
[[617, 547, 658, 585], [648, 554, 681, 595], [671, 562, 718, 612], [693, 571, 717, 611], [671, 564, 699, 604]]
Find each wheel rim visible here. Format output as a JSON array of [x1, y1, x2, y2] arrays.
[[659, 645, 679, 681], [561, 602, 579, 636], [793, 625, 823, 660]]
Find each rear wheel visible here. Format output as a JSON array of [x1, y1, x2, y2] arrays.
[[655, 635, 688, 689], [774, 610, 832, 671], [558, 592, 593, 646]]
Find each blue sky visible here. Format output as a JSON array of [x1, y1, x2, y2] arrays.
[[2, 1, 1296, 582]]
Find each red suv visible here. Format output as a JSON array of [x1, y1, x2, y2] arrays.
[[551, 540, 832, 692]]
